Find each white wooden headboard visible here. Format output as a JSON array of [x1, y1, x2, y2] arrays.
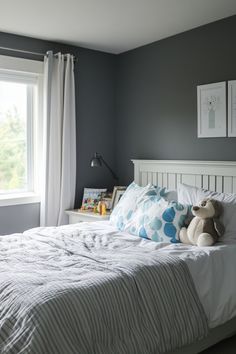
[[132, 160, 236, 194]]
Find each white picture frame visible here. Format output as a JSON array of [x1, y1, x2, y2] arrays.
[[228, 80, 236, 137], [81, 188, 107, 210], [197, 82, 226, 138]]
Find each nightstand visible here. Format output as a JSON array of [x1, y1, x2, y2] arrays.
[[65, 209, 111, 224]]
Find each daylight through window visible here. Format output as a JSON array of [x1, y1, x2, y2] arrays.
[[0, 56, 43, 204], [0, 80, 32, 193]]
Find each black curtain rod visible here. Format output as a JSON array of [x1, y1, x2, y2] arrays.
[[0, 46, 78, 62]]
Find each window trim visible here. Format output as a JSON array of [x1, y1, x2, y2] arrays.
[[26, 84, 34, 192], [0, 193, 40, 207], [0, 55, 43, 206]]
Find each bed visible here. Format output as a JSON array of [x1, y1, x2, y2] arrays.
[[133, 159, 236, 354], [0, 160, 236, 354]]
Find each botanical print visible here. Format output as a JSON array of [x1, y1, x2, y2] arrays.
[[197, 82, 226, 138], [228, 80, 236, 137], [204, 95, 220, 129]]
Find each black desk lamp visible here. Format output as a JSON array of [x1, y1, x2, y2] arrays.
[[90, 152, 118, 182]]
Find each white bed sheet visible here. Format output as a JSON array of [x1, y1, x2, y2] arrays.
[[74, 221, 236, 329]]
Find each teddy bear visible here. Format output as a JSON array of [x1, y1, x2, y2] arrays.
[[179, 198, 224, 247]]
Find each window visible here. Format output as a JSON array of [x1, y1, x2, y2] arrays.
[[0, 56, 43, 206]]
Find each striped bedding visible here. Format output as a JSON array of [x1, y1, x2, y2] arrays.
[[0, 223, 208, 354]]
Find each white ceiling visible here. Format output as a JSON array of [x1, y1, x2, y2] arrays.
[[1, 0, 236, 54]]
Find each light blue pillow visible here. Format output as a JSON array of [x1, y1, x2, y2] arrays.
[[110, 182, 165, 231], [124, 196, 188, 243]]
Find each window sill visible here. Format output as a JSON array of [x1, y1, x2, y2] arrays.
[[0, 193, 40, 207]]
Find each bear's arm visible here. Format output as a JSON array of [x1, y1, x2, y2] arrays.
[[203, 219, 219, 241], [213, 219, 225, 237]]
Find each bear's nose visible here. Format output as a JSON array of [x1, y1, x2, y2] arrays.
[[193, 206, 200, 211]]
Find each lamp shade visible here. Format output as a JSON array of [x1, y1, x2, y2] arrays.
[[90, 152, 118, 182], [90, 153, 102, 167]]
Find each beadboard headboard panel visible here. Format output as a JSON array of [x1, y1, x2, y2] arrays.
[[132, 160, 236, 194]]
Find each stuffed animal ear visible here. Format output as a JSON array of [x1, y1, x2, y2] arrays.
[[213, 219, 225, 237], [211, 199, 223, 218]]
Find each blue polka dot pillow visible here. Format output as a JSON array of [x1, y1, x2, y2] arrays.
[[110, 182, 165, 231], [124, 196, 188, 243]]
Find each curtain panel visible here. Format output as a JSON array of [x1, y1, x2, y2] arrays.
[[40, 51, 76, 226]]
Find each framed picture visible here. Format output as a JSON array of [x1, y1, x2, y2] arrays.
[[111, 186, 126, 210], [197, 82, 226, 138], [101, 191, 113, 210], [228, 80, 236, 137], [81, 188, 107, 210]]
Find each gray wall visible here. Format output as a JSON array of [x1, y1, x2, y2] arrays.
[[0, 203, 40, 235], [115, 15, 236, 185], [0, 32, 116, 234], [2, 15, 236, 234]]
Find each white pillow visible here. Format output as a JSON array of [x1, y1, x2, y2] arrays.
[[110, 182, 151, 230], [178, 183, 236, 240], [162, 189, 178, 203]]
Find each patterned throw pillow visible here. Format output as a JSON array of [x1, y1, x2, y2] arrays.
[[110, 182, 165, 231], [124, 196, 189, 243]]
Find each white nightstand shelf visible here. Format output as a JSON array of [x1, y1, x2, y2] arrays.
[[65, 209, 111, 224]]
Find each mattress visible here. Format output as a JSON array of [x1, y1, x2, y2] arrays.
[[158, 238, 236, 329]]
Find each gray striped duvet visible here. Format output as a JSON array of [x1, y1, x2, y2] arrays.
[[0, 223, 208, 354]]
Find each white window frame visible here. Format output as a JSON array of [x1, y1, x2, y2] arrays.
[[0, 55, 43, 207]]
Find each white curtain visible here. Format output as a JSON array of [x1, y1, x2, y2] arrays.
[[40, 51, 76, 226]]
